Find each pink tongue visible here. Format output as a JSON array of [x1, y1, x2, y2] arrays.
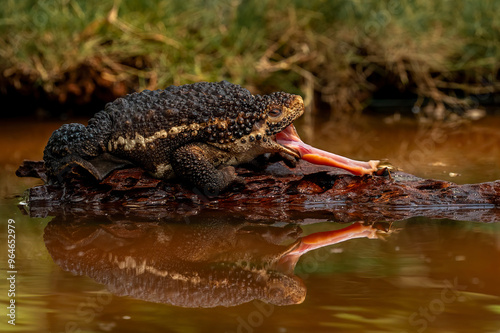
[[276, 125, 379, 176]]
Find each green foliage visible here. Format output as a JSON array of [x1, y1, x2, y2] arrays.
[[1, 0, 499, 115]]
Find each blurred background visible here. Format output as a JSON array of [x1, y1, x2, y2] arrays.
[[1, 0, 499, 120]]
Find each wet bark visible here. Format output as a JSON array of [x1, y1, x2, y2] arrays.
[[16, 160, 500, 223]]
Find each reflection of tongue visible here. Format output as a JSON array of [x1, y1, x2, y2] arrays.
[[277, 222, 383, 271], [275, 124, 379, 176]]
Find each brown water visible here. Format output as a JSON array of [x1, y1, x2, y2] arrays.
[[1, 115, 499, 333]]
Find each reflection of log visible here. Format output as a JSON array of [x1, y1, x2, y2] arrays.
[[44, 216, 391, 307], [17, 160, 500, 223]]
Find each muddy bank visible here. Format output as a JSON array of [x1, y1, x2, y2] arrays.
[[16, 160, 500, 223]]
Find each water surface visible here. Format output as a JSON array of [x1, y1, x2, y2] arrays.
[[0, 115, 499, 333]]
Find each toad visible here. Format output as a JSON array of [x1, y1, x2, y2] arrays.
[[43, 81, 379, 191]]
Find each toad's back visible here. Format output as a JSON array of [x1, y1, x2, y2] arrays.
[[101, 81, 258, 173]]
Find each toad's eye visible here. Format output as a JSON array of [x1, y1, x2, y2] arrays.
[[268, 107, 282, 117]]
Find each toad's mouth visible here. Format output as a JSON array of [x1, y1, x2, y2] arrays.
[[275, 124, 379, 176]]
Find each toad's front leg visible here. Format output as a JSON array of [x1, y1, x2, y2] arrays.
[[171, 143, 238, 194]]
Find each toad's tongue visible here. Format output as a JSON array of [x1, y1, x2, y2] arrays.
[[276, 124, 379, 176]]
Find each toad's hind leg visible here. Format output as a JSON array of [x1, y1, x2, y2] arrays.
[[171, 143, 238, 193], [43, 112, 130, 182]]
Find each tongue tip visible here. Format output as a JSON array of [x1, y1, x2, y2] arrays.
[[362, 160, 381, 174], [369, 160, 380, 170]]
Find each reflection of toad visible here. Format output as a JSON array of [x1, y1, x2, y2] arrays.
[[44, 216, 390, 308]]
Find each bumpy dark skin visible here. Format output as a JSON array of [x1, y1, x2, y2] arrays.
[[44, 81, 304, 192]]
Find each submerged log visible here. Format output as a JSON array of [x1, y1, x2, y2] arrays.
[[16, 160, 500, 222]]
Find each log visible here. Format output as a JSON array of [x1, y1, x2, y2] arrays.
[[16, 160, 500, 223]]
